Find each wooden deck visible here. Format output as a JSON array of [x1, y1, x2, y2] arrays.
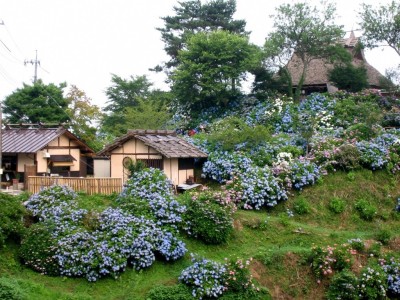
[[27, 176, 123, 195]]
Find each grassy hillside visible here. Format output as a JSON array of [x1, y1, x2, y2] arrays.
[[1, 169, 399, 299]]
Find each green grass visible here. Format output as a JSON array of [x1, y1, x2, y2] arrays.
[[1, 170, 399, 299]]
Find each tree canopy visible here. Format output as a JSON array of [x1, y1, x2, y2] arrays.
[[263, 1, 344, 101], [157, 0, 248, 70], [358, 0, 400, 56], [3, 80, 70, 124], [171, 30, 260, 112]]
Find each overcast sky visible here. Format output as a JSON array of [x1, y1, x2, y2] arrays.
[[0, 0, 398, 108]]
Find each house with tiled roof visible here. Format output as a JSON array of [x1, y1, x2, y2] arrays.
[[286, 31, 385, 94], [1, 125, 95, 188], [96, 130, 208, 185]]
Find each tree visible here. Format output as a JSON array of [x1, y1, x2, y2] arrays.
[[263, 1, 344, 101], [3, 80, 70, 124], [157, 0, 248, 70], [358, 0, 400, 56], [171, 30, 260, 112], [328, 64, 368, 92], [65, 86, 104, 151], [104, 74, 152, 113]]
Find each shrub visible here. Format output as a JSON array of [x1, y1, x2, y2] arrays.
[[356, 140, 389, 170], [179, 255, 227, 299], [326, 270, 359, 300], [293, 197, 311, 215], [289, 159, 321, 190], [225, 258, 255, 293], [0, 277, 26, 300], [347, 238, 365, 252], [183, 191, 233, 244], [396, 198, 400, 212], [146, 284, 192, 300], [0, 193, 26, 247], [329, 197, 346, 214], [375, 229, 392, 246], [19, 223, 60, 276], [380, 257, 400, 297], [357, 264, 387, 299], [334, 144, 361, 170], [354, 199, 377, 221]]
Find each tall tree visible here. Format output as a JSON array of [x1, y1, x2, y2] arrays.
[[65, 86, 104, 151], [358, 0, 400, 56], [3, 80, 70, 124], [171, 30, 260, 112], [104, 74, 152, 113], [157, 0, 248, 70], [263, 1, 343, 101]]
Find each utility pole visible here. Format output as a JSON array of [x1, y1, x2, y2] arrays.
[[24, 50, 40, 83]]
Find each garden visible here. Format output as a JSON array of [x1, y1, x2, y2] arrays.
[[1, 91, 400, 299]]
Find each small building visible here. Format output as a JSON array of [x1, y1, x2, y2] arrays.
[[286, 31, 385, 94], [96, 129, 208, 185], [1, 125, 95, 188]]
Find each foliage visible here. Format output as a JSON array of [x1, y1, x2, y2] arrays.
[[292, 197, 310, 215], [117, 168, 186, 229], [0, 277, 26, 300], [347, 238, 365, 252], [375, 229, 392, 245], [171, 30, 260, 112], [3, 80, 70, 124], [224, 257, 255, 293], [326, 270, 359, 300], [354, 199, 377, 221], [146, 284, 192, 300], [357, 263, 388, 299], [310, 244, 354, 280], [182, 191, 234, 245], [329, 197, 346, 214], [157, 0, 248, 70], [0, 193, 25, 247], [22, 183, 186, 281], [179, 255, 227, 299], [380, 257, 400, 296], [264, 1, 343, 100], [65, 85, 104, 152], [358, 0, 400, 56], [329, 63, 368, 92], [289, 159, 321, 190]]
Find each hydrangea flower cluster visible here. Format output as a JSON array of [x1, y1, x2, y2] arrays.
[[357, 265, 388, 299], [356, 140, 390, 170], [289, 159, 321, 190], [380, 257, 400, 296], [117, 168, 186, 229], [24, 184, 187, 281]]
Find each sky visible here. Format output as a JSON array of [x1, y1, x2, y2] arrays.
[[0, 0, 399, 109]]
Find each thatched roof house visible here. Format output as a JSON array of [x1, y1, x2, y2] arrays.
[[287, 31, 385, 93]]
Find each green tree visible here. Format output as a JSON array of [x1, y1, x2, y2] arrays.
[[264, 1, 344, 101], [157, 0, 248, 70], [104, 74, 152, 113], [65, 85, 104, 151], [3, 80, 70, 124], [171, 30, 260, 112], [329, 64, 368, 92], [358, 0, 400, 56]]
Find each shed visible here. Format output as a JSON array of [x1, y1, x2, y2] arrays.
[[96, 129, 208, 185]]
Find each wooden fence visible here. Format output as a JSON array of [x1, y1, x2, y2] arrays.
[[27, 176, 123, 195]]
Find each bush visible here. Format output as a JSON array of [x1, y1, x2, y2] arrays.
[[293, 197, 311, 215], [183, 192, 233, 244], [146, 284, 192, 300], [354, 199, 377, 221], [334, 144, 361, 170], [357, 264, 387, 299], [347, 238, 365, 252], [290, 159, 321, 190], [0, 193, 26, 247], [0, 277, 26, 300], [326, 270, 359, 300], [329, 197, 346, 214], [380, 257, 400, 297], [19, 223, 60, 276], [225, 258, 255, 293], [179, 255, 227, 299], [375, 229, 392, 245]]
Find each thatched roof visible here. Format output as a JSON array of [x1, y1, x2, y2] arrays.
[[97, 129, 208, 158], [287, 31, 385, 89]]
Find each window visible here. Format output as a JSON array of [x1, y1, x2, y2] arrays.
[[178, 158, 194, 170], [137, 159, 163, 170]]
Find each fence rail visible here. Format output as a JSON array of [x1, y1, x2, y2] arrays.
[[27, 176, 123, 195]]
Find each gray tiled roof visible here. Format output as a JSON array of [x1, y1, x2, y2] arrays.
[[1, 127, 94, 154], [98, 129, 208, 158]]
